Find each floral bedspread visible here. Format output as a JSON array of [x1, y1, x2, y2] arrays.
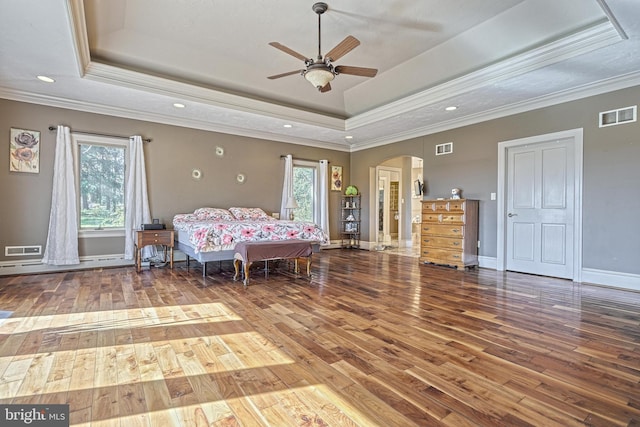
[[173, 214, 329, 253]]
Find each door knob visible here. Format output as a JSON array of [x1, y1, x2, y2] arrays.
[[508, 213, 518, 217]]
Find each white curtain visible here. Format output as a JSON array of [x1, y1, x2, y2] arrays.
[[318, 160, 330, 240], [42, 126, 80, 265], [124, 136, 155, 260], [280, 154, 294, 219]]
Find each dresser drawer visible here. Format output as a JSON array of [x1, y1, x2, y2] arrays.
[[420, 248, 464, 264], [440, 213, 464, 224], [447, 200, 466, 212], [139, 231, 173, 246], [422, 212, 441, 222], [421, 236, 463, 250], [421, 224, 464, 237], [422, 212, 465, 224]]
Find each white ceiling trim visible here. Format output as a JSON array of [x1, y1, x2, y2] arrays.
[[68, 0, 345, 130], [350, 69, 640, 151], [66, 0, 90, 76], [83, 62, 346, 130], [347, 21, 620, 130], [0, 86, 350, 152]]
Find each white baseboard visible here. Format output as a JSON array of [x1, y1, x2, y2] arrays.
[[581, 268, 640, 292], [3, 251, 638, 292], [0, 254, 134, 276], [478, 256, 497, 269]]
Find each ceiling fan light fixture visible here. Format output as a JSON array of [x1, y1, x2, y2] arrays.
[[304, 67, 334, 89]]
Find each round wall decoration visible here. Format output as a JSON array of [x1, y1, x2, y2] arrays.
[[236, 173, 246, 184], [191, 169, 202, 180], [215, 146, 224, 157]]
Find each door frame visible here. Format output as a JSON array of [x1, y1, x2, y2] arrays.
[[496, 128, 583, 282], [374, 165, 403, 247]]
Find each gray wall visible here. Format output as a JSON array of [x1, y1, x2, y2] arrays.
[[2, 84, 639, 275], [351, 85, 640, 275], [0, 99, 349, 262]]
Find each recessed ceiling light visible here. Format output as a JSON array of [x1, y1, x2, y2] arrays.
[[345, 135, 353, 139], [173, 103, 185, 108], [283, 124, 292, 128], [37, 75, 55, 83], [445, 106, 457, 111]]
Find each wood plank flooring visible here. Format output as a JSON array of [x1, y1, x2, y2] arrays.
[[0, 249, 639, 426]]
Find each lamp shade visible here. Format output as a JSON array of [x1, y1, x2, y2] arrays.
[[285, 196, 299, 209], [304, 67, 334, 89]]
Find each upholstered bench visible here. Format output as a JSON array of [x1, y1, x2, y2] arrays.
[[233, 240, 313, 287]]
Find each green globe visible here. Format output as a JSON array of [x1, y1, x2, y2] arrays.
[[345, 185, 358, 196]]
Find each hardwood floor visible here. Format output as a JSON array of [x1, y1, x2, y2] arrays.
[[0, 249, 639, 426]]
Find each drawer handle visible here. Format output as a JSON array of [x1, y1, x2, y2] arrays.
[[453, 255, 460, 258], [452, 229, 460, 233], [453, 242, 460, 246]]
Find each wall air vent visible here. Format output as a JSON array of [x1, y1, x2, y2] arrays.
[[599, 105, 636, 127], [435, 142, 453, 156], [5, 245, 42, 256]]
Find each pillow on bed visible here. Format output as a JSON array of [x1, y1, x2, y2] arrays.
[[193, 207, 235, 221], [229, 207, 272, 221], [173, 213, 200, 227]]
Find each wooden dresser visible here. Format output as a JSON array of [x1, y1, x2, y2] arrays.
[[420, 199, 479, 269]]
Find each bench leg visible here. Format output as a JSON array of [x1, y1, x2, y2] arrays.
[[243, 261, 252, 287], [233, 259, 241, 281], [294, 257, 312, 277]]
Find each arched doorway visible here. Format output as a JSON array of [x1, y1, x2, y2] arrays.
[[372, 156, 423, 256]]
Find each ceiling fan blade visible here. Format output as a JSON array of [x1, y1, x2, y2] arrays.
[[334, 65, 378, 78], [268, 42, 309, 62], [320, 82, 332, 93], [324, 35, 360, 62], [267, 70, 304, 80]]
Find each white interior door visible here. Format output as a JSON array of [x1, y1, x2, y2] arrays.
[[506, 138, 575, 278]]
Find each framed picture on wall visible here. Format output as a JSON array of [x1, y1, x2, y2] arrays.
[[331, 165, 343, 191], [10, 128, 40, 173]]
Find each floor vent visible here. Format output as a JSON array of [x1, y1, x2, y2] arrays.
[[435, 142, 453, 155], [5, 245, 42, 256], [599, 105, 636, 127]]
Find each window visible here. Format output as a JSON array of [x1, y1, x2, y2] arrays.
[[72, 134, 127, 233], [292, 160, 319, 223]]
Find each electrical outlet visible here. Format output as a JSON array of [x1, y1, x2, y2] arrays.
[[490, 192, 496, 200], [477, 240, 481, 248]]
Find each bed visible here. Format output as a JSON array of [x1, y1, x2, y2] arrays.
[[173, 207, 329, 276]]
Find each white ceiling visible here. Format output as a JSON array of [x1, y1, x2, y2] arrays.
[[1, 0, 640, 151]]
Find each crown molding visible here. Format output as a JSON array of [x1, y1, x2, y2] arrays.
[[0, 86, 350, 152], [84, 62, 346, 131], [67, 0, 91, 76], [346, 21, 620, 131], [350, 69, 640, 151]]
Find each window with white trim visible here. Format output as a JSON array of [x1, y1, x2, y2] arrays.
[[292, 160, 319, 223], [72, 134, 127, 233]]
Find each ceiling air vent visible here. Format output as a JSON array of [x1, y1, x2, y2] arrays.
[[599, 105, 636, 127], [435, 142, 453, 156]]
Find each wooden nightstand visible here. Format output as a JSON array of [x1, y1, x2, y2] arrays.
[[135, 229, 174, 272]]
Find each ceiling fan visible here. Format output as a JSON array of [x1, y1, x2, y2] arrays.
[[267, 2, 378, 92]]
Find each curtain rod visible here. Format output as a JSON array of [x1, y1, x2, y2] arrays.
[[280, 155, 329, 163], [48, 126, 151, 143]]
